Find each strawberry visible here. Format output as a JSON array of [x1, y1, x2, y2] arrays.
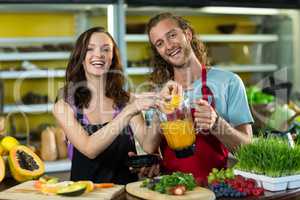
[[177, 185, 187, 192], [252, 188, 264, 196], [246, 180, 255, 189], [235, 175, 245, 181], [170, 185, 186, 195], [244, 188, 252, 196]]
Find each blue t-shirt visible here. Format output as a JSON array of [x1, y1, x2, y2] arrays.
[[186, 67, 253, 127], [145, 67, 253, 127]]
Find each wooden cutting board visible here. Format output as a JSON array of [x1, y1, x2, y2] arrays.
[[126, 181, 215, 200], [0, 181, 124, 200]]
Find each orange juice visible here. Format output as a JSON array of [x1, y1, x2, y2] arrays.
[[160, 119, 196, 150]]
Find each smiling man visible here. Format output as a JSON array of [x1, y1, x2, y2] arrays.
[[146, 12, 254, 184]]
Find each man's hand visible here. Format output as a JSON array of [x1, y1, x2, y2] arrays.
[[128, 152, 160, 178], [193, 99, 218, 134], [160, 80, 183, 101]]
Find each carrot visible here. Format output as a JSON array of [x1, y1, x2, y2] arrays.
[[94, 183, 114, 188]]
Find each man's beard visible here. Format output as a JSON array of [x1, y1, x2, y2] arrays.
[[171, 44, 192, 69]]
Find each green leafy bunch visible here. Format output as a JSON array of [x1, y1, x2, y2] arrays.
[[141, 172, 197, 194], [234, 137, 300, 177]]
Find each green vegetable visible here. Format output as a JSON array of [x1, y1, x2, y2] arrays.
[[207, 168, 234, 183], [234, 137, 300, 177], [246, 86, 274, 105], [141, 172, 197, 194]]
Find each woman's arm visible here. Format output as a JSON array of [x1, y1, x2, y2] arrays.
[[53, 99, 137, 159], [129, 111, 161, 154], [125, 93, 162, 154]]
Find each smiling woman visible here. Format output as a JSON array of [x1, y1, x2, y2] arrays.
[[52, 27, 162, 184], [83, 32, 113, 77]]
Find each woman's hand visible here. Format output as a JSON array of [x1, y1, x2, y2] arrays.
[[128, 92, 160, 115], [193, 99, 218, 134]]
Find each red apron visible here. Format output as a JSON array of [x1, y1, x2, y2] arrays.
[[161, 64, 229, 185]]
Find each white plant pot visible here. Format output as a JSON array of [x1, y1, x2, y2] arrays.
[[234, 169, 300, 192]]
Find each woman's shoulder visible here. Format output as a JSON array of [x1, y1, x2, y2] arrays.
[[53, 98, 75, 116]]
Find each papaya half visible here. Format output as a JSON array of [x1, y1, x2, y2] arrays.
[[8, 145, 45, 182]]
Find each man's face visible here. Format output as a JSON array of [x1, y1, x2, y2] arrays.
[[149, 18, 192, 68]]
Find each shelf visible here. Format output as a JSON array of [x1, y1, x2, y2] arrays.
[[0, 52, 70, 61], [125, 34, 279, 43], [0, 37, 74, 46], [0, 70, 65, 79], [44, 159, 71, 173], [3, 104, 53, 114], [215, 64, 278, 72], [126, 64, 278, 75]]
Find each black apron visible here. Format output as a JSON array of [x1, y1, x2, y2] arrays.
[[70, 110, 138, 184]]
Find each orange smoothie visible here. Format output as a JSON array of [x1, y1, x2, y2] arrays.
[[160, 119, 196, 150]]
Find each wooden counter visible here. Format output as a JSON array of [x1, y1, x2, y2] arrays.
[[2, 172, 300, 200], [126, 188, 300, 200]]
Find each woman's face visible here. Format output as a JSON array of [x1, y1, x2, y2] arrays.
[[83, 32, 114, 77]]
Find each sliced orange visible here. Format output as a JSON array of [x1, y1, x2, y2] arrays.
[[170, 94, 182, 108], [161, 94, 183, 114]]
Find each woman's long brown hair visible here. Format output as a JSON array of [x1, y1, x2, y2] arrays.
[[146, 12, 209, 86], [63, 26, 129, 109]]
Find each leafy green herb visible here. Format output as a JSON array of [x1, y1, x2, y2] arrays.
[[141, 172, 197, 194], [234, 137, 300, 177]]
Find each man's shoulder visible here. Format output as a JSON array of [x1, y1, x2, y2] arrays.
[[208, 67, 239, 83]]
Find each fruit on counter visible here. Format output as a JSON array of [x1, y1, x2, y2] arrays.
[[141, 172, 196, 195], [77, 180, 94, 193], [207, 168, 234, 184], [34, 175, 59, 189], [40, 127, 57, 161], [0, 156, 5, 183], [56, 182, 87, 196], [39, 175, 59, 184], [53, 127, 68, 159], [169, 185, 187, 195], [39, 181, 74, 195], [1, 136, 19, 152], [8, 145, 45, 182], [209, 175, 264, 198]]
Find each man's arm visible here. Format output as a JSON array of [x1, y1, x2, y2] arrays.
[[193, 99, 253, 152], [211, 118, 253, 152]]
